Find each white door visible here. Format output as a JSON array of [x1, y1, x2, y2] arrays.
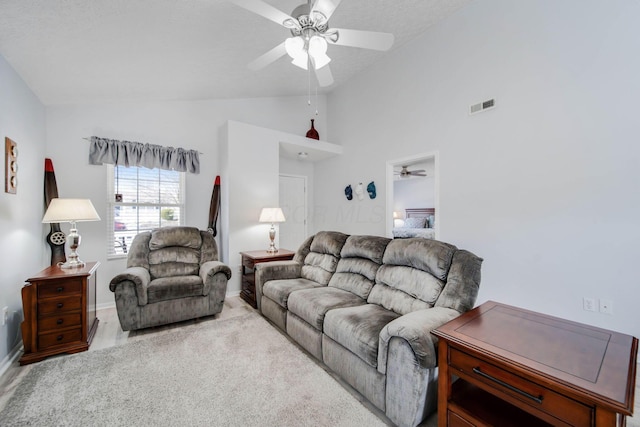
[[279, 174, 307, 252]]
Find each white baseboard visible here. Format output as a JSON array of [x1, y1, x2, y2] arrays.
[[0, 342, 23, 379], [97, 301, 116, 311]]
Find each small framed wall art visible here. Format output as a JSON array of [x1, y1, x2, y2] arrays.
[[5, 137, 18, 194]]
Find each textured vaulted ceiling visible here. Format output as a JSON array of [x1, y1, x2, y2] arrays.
[[0, 0, 472, 105]]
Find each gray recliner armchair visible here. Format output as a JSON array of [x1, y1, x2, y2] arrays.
[[109, 226, 231, 331]]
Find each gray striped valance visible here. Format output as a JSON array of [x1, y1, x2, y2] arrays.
[[88, 136, 200, 174]]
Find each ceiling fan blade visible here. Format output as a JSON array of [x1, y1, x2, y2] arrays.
[[311, 0, 343, 21], [330, 28, 394, 51], [231, 0, 295, 28], [314, 64, 334, 87], [248, 41, 287, 71]]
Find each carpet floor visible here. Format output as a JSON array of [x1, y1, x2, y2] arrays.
[[0, 311, 387, 426]]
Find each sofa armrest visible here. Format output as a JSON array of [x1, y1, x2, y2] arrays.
[[109, 267, 151, 306], [200, 261, 232, 295], [378, 306, 460, 374], [254, 260, 302, 311]]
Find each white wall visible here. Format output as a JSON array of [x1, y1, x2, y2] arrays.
[[46, 97, 327, 308], [322, 0, 640, 338], [0, 55, 46, 367]]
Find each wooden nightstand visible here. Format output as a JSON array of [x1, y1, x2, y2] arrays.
[[239, 250, 295, 308], [20, 262, 100, 365], [432, 301, 638, 426]]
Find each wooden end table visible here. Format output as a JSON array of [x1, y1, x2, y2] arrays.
[[432, 301, 638, 426], [20, 262, 100, 365], [239, 249, 295, 308]]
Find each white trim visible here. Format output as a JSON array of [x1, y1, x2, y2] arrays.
[[0, 342, 23, 379], [386, 151, 440, 239]]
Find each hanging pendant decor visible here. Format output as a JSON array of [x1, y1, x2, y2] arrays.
[[306, 119, 319, 140]]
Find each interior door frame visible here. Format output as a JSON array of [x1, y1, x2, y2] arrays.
[[385, 151, 439, 239], [279, 173, 308, 248]]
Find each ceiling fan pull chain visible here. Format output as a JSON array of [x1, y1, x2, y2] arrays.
[[308, 60, 312, 106]]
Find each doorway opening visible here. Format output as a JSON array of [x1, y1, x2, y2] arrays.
[[385, 152, 439, 239]]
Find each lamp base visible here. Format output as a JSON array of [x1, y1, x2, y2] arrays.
[[60, 226, 85, 269], [266, 224, 278, 253]]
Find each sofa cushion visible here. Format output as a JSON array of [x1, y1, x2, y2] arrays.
[[328, 235, 390, 299], [367, 238, 457, 316], [309, 231, 349, 257], [149, 226, 202, 250], [300, 231, 349, 285], [382, 238, 456, 281], [262, 278, 322, 309], [149, 247, 200, 279], [323, 304, 400, 368], [147, 275, 204, 304], [288, 287, 367, 330], [369, 265, 443, 315]]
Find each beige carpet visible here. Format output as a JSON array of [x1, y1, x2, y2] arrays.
[[0, 311, 387, 426]]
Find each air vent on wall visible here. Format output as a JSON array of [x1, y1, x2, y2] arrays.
[[469, 98, 496, 115]]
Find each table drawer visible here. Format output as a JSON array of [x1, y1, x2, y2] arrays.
[[39, 313, 82, 332], [38, 328, 82, 349], [38, 296, 82, 316], [450, 348, 592, 426], [38, 280, 82, 298]]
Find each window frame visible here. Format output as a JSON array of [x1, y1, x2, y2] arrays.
[[106, 164, 186, 259]]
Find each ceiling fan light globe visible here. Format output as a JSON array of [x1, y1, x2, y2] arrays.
[[291, 52, 309, 70], [312, 52, 331, 70], [285, 37, 305, 59], [308, 35, 328, 56]]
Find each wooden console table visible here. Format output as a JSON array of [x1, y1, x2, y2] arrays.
[[239, 250, 295, 308], [432, 301, 638, 426], [20, 262, 99, 365]]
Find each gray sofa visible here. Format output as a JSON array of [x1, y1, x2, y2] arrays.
[[109, 226, 232, 331], [255, 231, 482, 427]]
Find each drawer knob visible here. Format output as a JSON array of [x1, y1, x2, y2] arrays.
[[56, 287, 64, 292], [57, 303, 64, 308], [57, 335, 63, 341], [57, 318, 63, 325], [472, 367, 544, 404]]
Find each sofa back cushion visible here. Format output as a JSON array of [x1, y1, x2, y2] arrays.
[[329, 235, 391, 299], [148, 227, 203, 279], [368, 238, 457, 315], [300, 231, 349, 285]]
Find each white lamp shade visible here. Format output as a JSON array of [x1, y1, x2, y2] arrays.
[[259, 207, 286, 223], [42, 198, 101, 223]]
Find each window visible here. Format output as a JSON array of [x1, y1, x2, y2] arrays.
[[107, 165, 185, 257]]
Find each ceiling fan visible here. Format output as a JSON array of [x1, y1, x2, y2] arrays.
[[395, 166, 427, 178], [231, 0, 395, 87]]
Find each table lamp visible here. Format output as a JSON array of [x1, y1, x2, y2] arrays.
[[259, 207, 286, 253], [42, 198, 101, 269]]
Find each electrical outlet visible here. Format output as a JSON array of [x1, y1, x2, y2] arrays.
[[583, 297, 596, 312], [2, 306, 8, 326], [599, 299, 613, 315]]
